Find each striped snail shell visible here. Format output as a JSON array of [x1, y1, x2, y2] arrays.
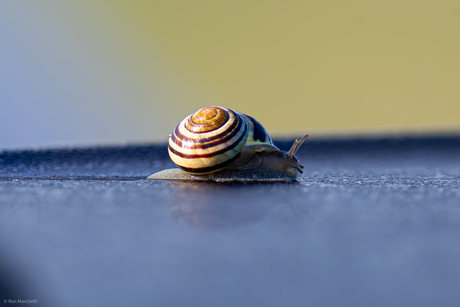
[[148, 106, 309, 182], [168, 106, 275, 175]]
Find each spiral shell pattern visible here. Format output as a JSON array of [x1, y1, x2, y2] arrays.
[[168, 106, 273, 175]]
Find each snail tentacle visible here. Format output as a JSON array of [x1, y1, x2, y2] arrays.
[[286, 135, 310, 158]]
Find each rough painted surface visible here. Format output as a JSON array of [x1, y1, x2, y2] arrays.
[[1, 136, 460, 307]]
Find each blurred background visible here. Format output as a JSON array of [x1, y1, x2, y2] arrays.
[[1, 0, 459, 150]]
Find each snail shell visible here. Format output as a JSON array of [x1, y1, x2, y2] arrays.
[[148, 106, 309, 182]]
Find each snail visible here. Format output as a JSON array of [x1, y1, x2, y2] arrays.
[[148, 106, 309, 182]]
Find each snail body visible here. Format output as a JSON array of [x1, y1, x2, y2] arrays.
[[148, 106, 309, 182]]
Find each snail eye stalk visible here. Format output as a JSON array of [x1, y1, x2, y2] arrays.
[[286, 135, 310, 158]]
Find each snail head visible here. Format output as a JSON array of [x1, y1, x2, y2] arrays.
[[228, 135, 310, 178]]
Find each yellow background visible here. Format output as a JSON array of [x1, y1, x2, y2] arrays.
[[1, 1, 459, 149]]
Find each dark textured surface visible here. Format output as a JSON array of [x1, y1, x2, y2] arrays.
[[1, 136, 460, 307]]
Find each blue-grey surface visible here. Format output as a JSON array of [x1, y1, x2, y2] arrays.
[[1, 136, 460, 307]]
